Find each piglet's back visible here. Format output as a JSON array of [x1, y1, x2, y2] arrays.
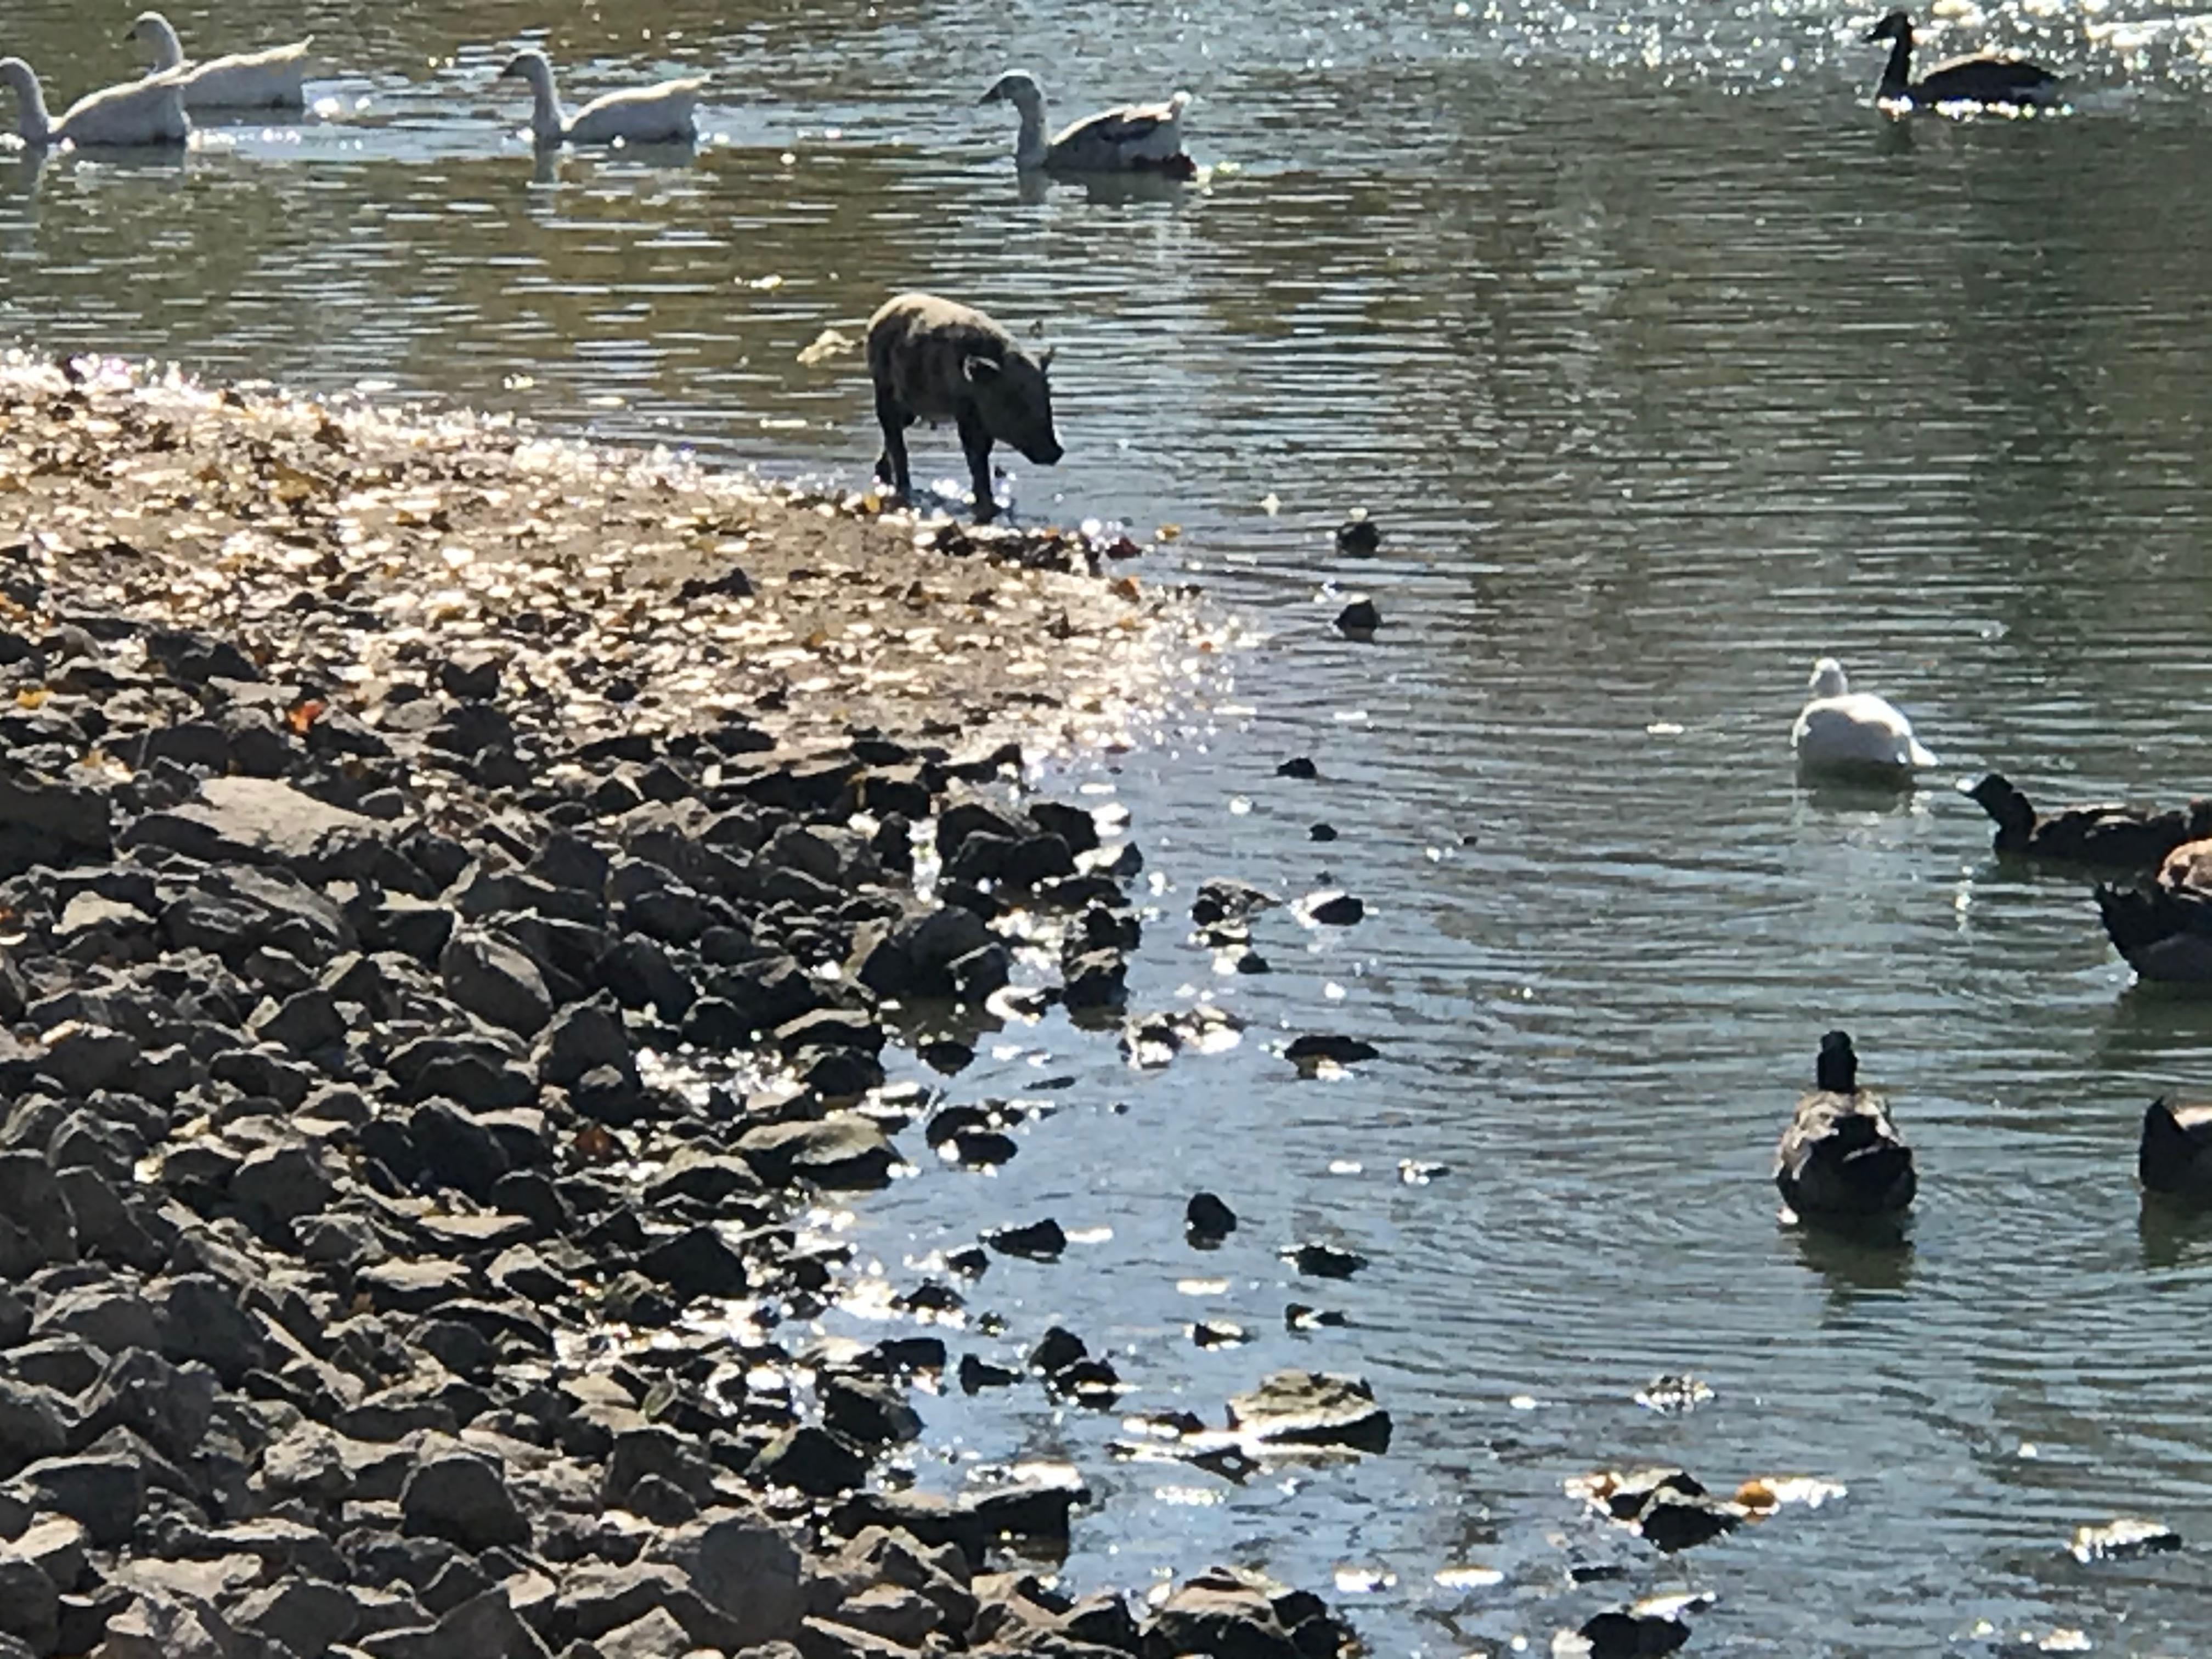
[[868, 292, 1017, 420]]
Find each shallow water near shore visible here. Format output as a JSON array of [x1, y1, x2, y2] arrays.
[[14, 0, 2212, 1650]]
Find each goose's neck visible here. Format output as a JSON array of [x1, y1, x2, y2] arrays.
[[1, 64, 52, 146], [1881, 30, 1914, 99], [523, 64, 567, 140], [146, 20, 187, 72], [1011, 90, 1049, 167]]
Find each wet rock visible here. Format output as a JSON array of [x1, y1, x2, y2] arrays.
[[1570, 1468, 1742, 1554], [1276, 757, 1319, 780], [958, 1356, 1019, 1393], [1283, 1242, 1367, 1279], [738, 1114, 899, 1190], [1334, 597, 1381, 636], [1029, 1328, 1088, 1378], [986, 1218, 1067, 1261], [752, 1425, 869, 1498], [822, 1375, 922, 1446], [636, 1226, 751, 1300], [402, 1440, 532, 1551], [1139, 1569, 1301, 1659], [1191, 879, 1279, 930], [1568, 1607, 1692, 1658], [1185, 1192, 1237, 1245], [1308, 822, 1338, 842], [1284, 1034, 1378, 1068], [1335, 516, 1380, 556], [1225, 1370, 1392, 1453], [2070, 1517, 2181, 1563], [851, 906, 1008, 1003], [1302, 890, 1364, 927]]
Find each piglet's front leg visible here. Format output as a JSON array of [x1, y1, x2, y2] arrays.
[[956, 404, 1000, 524]]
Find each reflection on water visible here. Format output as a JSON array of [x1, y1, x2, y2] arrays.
[[12, 0, 2212, 1651]]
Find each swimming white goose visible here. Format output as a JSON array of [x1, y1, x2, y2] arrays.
[[1790, 657, 1937, 778], [979, 70, 1194, 177], [0, 56, 189, 148], [496, 48, 701, 147], [127, 11, 309, 111]]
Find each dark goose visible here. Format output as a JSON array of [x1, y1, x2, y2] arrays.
[[1866, 10, 2060, 110]]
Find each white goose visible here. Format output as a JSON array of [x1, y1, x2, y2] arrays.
[[1790, 657, 1938, 778], [0, 56, 189, 148], [979, 70, 1194, 177], [496, 48, 701, 146], [127, 11, 310, 111]]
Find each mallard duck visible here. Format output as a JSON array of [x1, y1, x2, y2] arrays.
[[1865, 10, 2060, 111], [2139, 1097, 2212, 1201], [979, 71, 1194, 178], [1970, 774, 2212, 871], [2096, 837, 2212, 984], [0, 56, 189, 148], [1774, 1031, 1917, 1222], [496, 48, 702, 147], [1790, 658, 1937, 778], [127, 12, 309, 110]]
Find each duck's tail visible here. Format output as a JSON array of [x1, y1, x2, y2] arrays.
[[1906, 737, 1938, 769]]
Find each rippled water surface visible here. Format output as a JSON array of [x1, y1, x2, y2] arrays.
[[14, 0, 2212, 1650]]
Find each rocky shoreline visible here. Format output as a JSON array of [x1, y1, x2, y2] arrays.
[[0, 358, 1361, 1659]]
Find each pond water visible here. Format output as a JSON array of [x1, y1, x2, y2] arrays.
[[12, 0, 2212, 1650]]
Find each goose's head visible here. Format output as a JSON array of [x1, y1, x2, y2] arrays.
[[980, 71, 1045, 110], [0, 57, 38, 99], [497, 49, 556, 90], [1816, 1030, 1859, 1094], [1807, 657, 1849, 698], [1865, 10, 1912, 44]]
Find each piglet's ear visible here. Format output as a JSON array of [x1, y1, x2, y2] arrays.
[[1037, 348, 1055, 374], [962, 355, 1001, 385]]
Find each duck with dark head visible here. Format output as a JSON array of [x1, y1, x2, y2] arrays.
[[1774, 1031, 1918, 1224], [1865, 10, 2061, 111]]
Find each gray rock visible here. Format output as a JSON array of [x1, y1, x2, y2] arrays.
[[31, 1284, 157, 1357], [121, 775, 386, 878], [76, 1349, 217, 1464], [534, 999, 632, 1090], [34, 1023, 137, 1096], [0, 1287, 26, 1348], [593, 1607, 690, 1659], [0, 1156, 77, 1279], [359, 1584, 553, 1659], [3, 1513, 88, 1594], [797, 1615, 922, 1659], [0, 762, 112, 854], [401, 1441, 532, 1552], [750, 1426, 867, 1498], [229, 1141, 338, 1223], [0, 1558, 58, 1657], [1139, 1571, 1300, 1659], [0, 1381, 70, 1480], [153, 1275, 264, 1383], [644, 1506, 804, 1649], [232, 1577, 363, 1655], [635, 1227, 750, 1301], [442, 929, 554, 1038], [9, 1453, 144, 1547], [1223, 1370, 1391, 1453], [736, 1116, 898, 1190], [249, 986, 348, 1054]]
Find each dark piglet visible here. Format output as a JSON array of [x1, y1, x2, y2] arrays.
[[867, 291, 1063, 523]]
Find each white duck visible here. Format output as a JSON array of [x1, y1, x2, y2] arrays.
[[1790, 657, 1938, 777], [127, 11, 309, 111], [0, 56, 189, 148], [496, 48, 701, 146], [979, 70, 1193, 176]]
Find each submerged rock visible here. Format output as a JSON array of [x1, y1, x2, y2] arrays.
[[2070, 1517, 2181, 1563], [1224, 1370, 1391, 1453], [1185, 1191, 1238, 1245]]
